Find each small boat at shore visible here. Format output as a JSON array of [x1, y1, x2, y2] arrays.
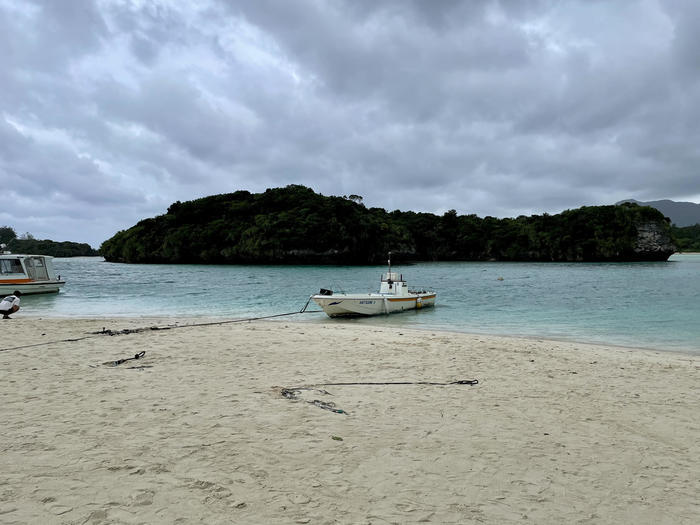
[[0, 253, 65, 295], [311, 256, 436, 317]]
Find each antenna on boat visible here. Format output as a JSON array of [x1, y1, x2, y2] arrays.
[[388, 251, 392, 274]]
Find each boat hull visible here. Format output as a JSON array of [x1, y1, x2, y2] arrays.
[[0, 280, 65, 295], [312, 293, 436, 318]]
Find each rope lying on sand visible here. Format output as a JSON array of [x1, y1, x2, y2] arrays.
[[92, 308, 322, 336], [103, 350, 146, 367], [95, 326, 171, 336], [280, 379, 479, 415], [0, 336, 94, 352], [0, 305, 321, 352], [280, 387, 349, 414], [319, 380, 479, 386]]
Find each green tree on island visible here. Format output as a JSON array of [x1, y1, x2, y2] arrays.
[[0, 226, 17, 245], [0, 225, 98, 257]]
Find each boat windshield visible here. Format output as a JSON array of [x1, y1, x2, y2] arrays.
[[25, 257, 49, 280], [0, 258, 23, 274]]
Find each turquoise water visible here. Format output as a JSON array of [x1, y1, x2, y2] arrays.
[[21, 254, 700, 353]]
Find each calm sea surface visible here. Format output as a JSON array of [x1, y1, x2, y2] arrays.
[[22, 254, 700, 353]]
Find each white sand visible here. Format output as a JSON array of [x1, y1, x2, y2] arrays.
[[1, 317, 699, 524]]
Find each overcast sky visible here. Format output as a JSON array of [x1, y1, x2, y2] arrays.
[[3, 0, 700, 248]]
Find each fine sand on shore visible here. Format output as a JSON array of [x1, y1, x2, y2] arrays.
[[1, 317, 699, 524]]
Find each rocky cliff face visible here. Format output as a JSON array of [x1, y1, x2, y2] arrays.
[[634, 222, 676, 260]]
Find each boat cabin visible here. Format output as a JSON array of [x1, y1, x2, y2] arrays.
[[0, 254, 64, 294], [379, 271, 408, 295]]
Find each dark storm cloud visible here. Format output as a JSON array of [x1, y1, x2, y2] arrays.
[[2, 0, 699, 247]]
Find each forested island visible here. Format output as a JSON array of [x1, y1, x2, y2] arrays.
[[100, 185, 677, 264], [0, 227, 98, 257], [670, 224, 700, 251]]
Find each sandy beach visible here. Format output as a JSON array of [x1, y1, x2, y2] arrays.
[[1, 317, 699, 524]]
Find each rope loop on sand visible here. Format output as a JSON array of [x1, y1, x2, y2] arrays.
[[280, 379, 479, 415]]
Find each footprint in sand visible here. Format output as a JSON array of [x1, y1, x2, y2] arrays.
[[131, 489, 155, 506], [188, 479, 233, 504], [82, 509, 110, 524], [287, 493, 311, 505], [46, 503, 73, 515]]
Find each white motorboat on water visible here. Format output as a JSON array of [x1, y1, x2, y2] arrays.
[[311, 256, 436, 317], [0, 253, 65, 295]]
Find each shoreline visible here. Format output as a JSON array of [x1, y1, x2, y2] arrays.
[[12, 312, 700, 357], [2, 317, 699, 523]]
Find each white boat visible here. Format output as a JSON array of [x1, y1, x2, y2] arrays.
[[311, 257, 436, 317], [0, 253, 65, 295]]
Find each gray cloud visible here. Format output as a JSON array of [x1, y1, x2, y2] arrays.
[[2, 0, 700, 248]]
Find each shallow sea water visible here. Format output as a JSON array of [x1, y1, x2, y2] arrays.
[[21, 254, 700, 353]]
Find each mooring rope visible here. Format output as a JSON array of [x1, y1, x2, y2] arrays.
[[0, 336, 94, 353], [0, 300, 321, 352], [94, 299, 321, 335]]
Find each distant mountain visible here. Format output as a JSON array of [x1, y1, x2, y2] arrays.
[[616, 199, 700, 227]]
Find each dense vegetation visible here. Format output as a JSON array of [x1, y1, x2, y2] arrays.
[[671, 224, 700, 251], [100, 185, 675, 264], [0, 226, 98, 257]]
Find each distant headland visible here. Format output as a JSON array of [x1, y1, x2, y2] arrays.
[[99, 185, 677, 264], [616, 199, 700, 251], [0, 227, 98, 257]]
